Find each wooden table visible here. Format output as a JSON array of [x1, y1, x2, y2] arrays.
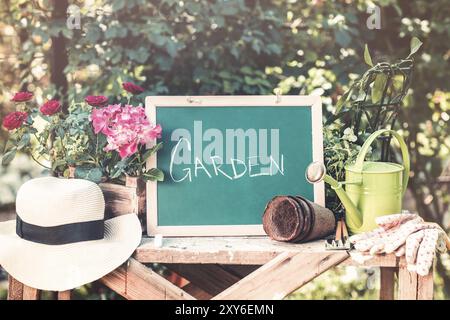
[[7, 237, 434, 300]]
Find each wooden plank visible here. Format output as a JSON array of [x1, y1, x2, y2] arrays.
[[379, 267, 396, 300], [167, 264, 241, 296], [100, 180, 146, 232], [100, 258, 195, 300], [213, 251, 349, 300], [22, 285, 40, 300], [7, 276, 24, 300], [57, 290, 71, 300], [342, 254, 400, 267], [99, 182, 140, 219], [417, 272, 434, 300], [221, 265, 260, 278], [398, 266, 418, 300], [135, 237, 398, 267], [181, 283, 213, 300]]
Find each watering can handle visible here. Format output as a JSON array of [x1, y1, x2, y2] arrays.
[[353, 129, 410, 195]]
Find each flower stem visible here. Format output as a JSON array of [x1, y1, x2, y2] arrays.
[[30, 153, 51, 169]]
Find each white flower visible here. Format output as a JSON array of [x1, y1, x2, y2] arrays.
[[342, 128, 358, 142]]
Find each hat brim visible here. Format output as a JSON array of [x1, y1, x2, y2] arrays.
[[0, 214, 142, 291]]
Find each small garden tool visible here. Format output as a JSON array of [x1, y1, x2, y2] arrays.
[[325, 213, 352, 250], [306, 129, 410, 234]]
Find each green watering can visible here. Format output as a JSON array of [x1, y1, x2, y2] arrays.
[[306, 129, 410, 234]]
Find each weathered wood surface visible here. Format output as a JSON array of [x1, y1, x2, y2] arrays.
[[100, 182, 145, 219], [7, 276, 24, 300], [167, 264, 241, 297], [135, 237, 397, 267], [417, 272, 434, 300], [22, 285, 40, 300], [213, 251, 349, 300], [100, 258, 195, 300], [398, 266, 418, 300], [380, 267, 396, 300], [181, 283, 212, 300], [57, 290, 71, 300], [5, 236, 435, 300]]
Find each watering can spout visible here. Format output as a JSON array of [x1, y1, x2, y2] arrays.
[[305, 162, 363, 229]]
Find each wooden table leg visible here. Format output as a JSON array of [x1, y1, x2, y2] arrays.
[[8, 276, 24, 300], [100, 259, 195, 300], [379, 267, 396, 300], [398, 266, 418, 300], [417, 272, 434, 300], [57, 290, 71, 300], [22, 285, 40, 300], [167, 264, 242, 297]]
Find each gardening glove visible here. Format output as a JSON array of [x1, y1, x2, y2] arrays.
[[349, 213, 418, 252], [350, 212, 450, 276], [349, 212, 417, 244], [406, 227, 449, 276]]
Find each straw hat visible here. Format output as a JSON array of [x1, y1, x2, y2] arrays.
[[0, 177, 142, 291]]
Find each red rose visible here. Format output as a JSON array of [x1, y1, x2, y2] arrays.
[[122, 82, 144, 94], [11, 91, 33, 102], [2, 111, 28, 130], [85, 95, 108, 107], [40, 100, 61, 116]]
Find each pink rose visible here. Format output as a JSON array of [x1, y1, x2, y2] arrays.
[[2, 111, 28, 130], [122, 82, 144, 94], [40, 100, 61, 116], [11, 91, 33, 102], [85, 95, 108, 107]]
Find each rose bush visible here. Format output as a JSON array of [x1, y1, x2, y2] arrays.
[[85, 95, 108, 107], [122, 82, 144, 94], [2, 111, 28, 130], [1, 82, 164, 183], [10, 92, 33, 102], [40, 100, 61, 116]]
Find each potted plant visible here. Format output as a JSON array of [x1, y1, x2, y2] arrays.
[[324, 37, 422, 213], [1, 81, 164, 229]]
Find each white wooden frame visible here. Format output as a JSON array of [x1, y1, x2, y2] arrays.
[[145, 95, 324, 236]]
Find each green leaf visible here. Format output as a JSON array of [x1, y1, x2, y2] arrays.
[[364, 44, 374, 67], [56, 126, 65, 139], [335, 88, 352, 114], [372, 74, 388, 103], [110, 159, 128, 179], [74, 166, 103, 184], [2, 149, 17, 166], [142, 142, 163, 162], [17, 133, 30, 150], [52, 159, 66, 171], [142, 168, 164, 182], [408, 37, 423, 58], [390, 74, 404, 96]]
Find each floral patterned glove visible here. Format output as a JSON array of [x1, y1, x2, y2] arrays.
[[350, 212, 449, 276]]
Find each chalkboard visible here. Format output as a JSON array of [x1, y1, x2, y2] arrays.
[[146, 96, 324, 236]]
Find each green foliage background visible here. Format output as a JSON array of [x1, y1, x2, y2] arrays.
[[0, 0, 449, 299]]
